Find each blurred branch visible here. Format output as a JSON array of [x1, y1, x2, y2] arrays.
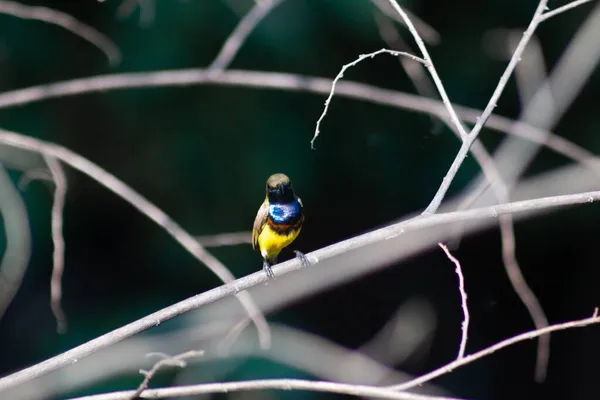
[[389, 308, 600, 391], [501, 212, 550, 381], [359, 300, 436, 367], [0, 164, 31, 320], [43, 155, 68, 334], [18, 168, 53, 189], [117, 0, 155, 27], [483, 30, 552, 108], [370, 0, 440, 45], [2, 187, 600, 393], [0, 69, 597, 182], [438, 244, 469, 360], [196, 231, 251, 247], [3, 318, 439, 400], [372, 9, 439, 116], [312, 48, 426, 149], [209, 0, 285, 71], [0, 0, 121, 66], [65, 379, 459, 400], [0, 127, 271, 351]]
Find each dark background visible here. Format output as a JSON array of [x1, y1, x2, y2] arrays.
[[0, 0, 599, 399]]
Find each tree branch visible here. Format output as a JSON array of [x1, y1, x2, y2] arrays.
[[1, 188, 600, 393], [0, 0, 120, 66]]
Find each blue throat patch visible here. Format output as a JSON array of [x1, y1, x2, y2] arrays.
[[268, 201, 302, 225]]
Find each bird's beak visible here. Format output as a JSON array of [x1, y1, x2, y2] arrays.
[[278, 183, 285, 195]]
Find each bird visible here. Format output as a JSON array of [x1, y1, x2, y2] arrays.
[[252, 173, 309, 278]]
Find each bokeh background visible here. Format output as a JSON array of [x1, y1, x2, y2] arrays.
[[0, 0, 599, 399]]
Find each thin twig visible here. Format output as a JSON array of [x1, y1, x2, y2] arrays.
[[311, 48, 426, 149], [438, 244, 469, 359], [130, 350, 204, 400], [388, 308, 600, 391], [209, 0, 285, 71], [43, 155, 69, 334], [1, 189, 600, 393], [0, 128, 271, 351], [65, 379, 460, 400], [0, 0, 121, 66]]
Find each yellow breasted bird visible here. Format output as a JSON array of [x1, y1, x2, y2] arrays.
[[252, 173, 308, 278]]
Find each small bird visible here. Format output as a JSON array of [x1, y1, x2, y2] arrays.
[[252, 173, 308, 278]]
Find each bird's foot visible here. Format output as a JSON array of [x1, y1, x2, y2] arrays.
[[294, 250, 310, 268], [263, 260, 275, 278]]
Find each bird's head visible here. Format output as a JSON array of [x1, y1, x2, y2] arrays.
[[266, 173, 294, 203]]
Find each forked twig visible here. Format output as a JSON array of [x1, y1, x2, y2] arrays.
[[130, 350, 204, 400]]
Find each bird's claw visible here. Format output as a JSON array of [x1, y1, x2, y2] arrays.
[[294, 250, 310, 268], [263, 260, 275, 278]]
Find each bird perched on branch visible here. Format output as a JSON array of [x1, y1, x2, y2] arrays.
[[252, 173, 308, 278]]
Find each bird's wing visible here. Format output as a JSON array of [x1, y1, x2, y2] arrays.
[[252, 200, 269, 250]]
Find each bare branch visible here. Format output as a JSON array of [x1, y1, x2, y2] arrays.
[[65, 379, 460, 400], [0, 68, 597, 184], [0, 0, 121, 66], [438, 244, 469, 359], [389, 309, 600, 391], [130, 350, 204, 400], [312, 49, 426, 148], [209, 0, 285, 71], [2, 188, 600, 393]]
